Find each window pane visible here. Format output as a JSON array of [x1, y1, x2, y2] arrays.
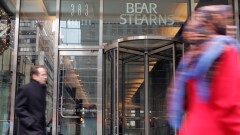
[[103, 0, 189, 43], [15, 0, 57, 134], [59, 54, 98, 135], [59, 0, 100, 46], [0, 0, 17, 134]]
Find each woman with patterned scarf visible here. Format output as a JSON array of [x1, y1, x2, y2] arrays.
[[167, 5, 240, 135]]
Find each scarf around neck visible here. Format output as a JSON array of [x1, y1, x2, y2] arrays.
[[167, 36, 239, 130]]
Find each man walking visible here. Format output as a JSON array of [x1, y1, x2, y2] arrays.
[[15, 66, 47, 135]]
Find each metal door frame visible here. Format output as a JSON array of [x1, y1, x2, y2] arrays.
[[57, 50, 101, 134], [104, 36, 183, 135]]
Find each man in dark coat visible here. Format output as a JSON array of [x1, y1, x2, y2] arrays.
[[15, 66, 47, 135]]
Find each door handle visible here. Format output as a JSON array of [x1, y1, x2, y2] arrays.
[[60, 96, 80, 118]]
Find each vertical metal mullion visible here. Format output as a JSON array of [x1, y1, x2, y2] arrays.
[[173, 43, 176, 83], [110, 50, 114, 134], [172, 43, 176, 135], [122, 63, 125, 135], [99, 0, 103, 134], [103, 51, 106, 135], [52, 0, 60, 134], [9, 0, 20, 134], [112, 49, 116, 135], [116, 46, 119, 135], [99, 0, 103, 46], [188, 0, 195, 17], [97, 49, 103, 135], [233, 0, 240, 41], [144, 51, 149, 135]]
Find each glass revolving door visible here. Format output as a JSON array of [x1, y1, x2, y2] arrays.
[[104, 36, 184, 135]]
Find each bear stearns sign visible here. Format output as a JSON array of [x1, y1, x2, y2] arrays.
[[120, 3, 174, 25]]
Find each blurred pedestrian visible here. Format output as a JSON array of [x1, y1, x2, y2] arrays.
[[15, 66, 47, 135], [167, 5, 240, 135]]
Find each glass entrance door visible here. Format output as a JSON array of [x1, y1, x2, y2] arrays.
[[57, 51, 100, 135], [104, 36, 184, 135]]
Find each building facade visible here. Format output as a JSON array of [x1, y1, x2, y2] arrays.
[[0, 0, 239, 135]]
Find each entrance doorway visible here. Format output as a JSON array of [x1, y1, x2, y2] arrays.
[[104, 36, 184, 135], [57, 51, 100, 135]]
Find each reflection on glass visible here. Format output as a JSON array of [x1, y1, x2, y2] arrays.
[[0, 0, 16, 134], [122, 54, 145, 135], [15, 0, 56, 134], [104, 49, 114, 135], [148, 48, 174, 135], [194, 0, 231, 9], [60, 0, 100, 46], [103, 0, 189, 43], [104, 49, 147, 135], [59, 55, 98, 135], [104, 39, 180, 135]]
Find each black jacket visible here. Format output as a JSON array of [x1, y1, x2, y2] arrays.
[[15, 80, 47, 135]]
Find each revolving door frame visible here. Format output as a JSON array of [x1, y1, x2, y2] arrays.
[[104, 36, 184, 135]]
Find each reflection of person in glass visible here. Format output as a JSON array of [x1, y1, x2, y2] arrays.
[[15, 66, 47, 135], [167, 5, 240, 135]]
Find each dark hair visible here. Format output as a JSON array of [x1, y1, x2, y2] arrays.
[[30, 66, 45, 79]]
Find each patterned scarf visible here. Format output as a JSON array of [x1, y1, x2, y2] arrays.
[[167, 5, 238, 130]]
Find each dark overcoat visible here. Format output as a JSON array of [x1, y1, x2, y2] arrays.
[[15, 80, 46, 135]]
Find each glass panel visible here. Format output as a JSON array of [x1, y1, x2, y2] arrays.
[[121, 52, 145, 135], [148, 47, 174, 135], [103, 0, 189, 43], [60, 0, 100, 46], [15, 0, 56, 134], [104, 39, 183, 135], [104, 48, 115, 135], [0, 0, 16, 134], [194, 0, 230, 9], [119, 39, 173, 52], [105, 48, 145, 135], [59, 54, 98, 135]]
